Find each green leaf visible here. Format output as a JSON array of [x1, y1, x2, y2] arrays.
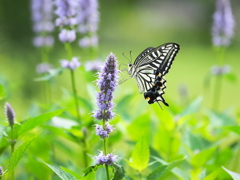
[[8, 136, 36, 173], [180, 97, 202, 117], [190, 147, 216, 167], [128, 136, 150, 172], [0, 83, 5, 100], [112, 163, 125, 180], [43, 162, 78, 180], [34, 67, 64, 81], [222, 166, 240, 180], [83, 165, 99, 177], [147, 157, 185, 180], [203, 169, 221, 180], [18, 109, 65, 137], [224, 73, 237, 83], [224, 126, 240, 135]]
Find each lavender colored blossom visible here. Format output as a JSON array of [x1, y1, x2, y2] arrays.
[[79, 35, 98, 48], [33, 36, 54, 47], [59, 29, 76, 43], [36, 62, 53, 74], [85, 59, 104, 71], [4, 102, 15, 127], [31, 0, 54, 47], [95, 151, 118, 165], [77, 0, 99, 47], [61, 57, 80, 70], [95, 123, 114, 138], [211, 65, 230, 75], [92, 53, 119, 121], [0, 166, 2, 176], [212, 0, 235, 46]]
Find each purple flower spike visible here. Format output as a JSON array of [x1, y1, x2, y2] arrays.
[[95, 123, 114, 138], [61, 57, 80, 70], [212, 0, 235, 47], [92, 53, 119, 121], [4, 102, 15, 127], [59, 29, 76, 43]]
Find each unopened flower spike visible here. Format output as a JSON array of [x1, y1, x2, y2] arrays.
[[4, 102, 15, 127]]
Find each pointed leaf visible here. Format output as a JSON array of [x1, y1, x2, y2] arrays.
[[222, 166, 240, 180], [8, 136, 36, 173], [34, 68, 64, 81], [83, 165, 99, 176], [147, 157, 185, 180], [129, 136, 150, 172], [18, 109, 65, 137], [180, 97, 202, 117], [43, 162, 78, 180], [0, 83, 5, 100]]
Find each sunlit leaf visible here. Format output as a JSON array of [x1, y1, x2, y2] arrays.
[[18, 109, 65, 137], [190, 147, 216, 167], [147, 157, 185, 180], [222, 166, 240, 180], [180, 97, 202, 117], [128, 136, 150, 172], [43, 162, 78, 180], [8, 136, 36, 173], [224, 126, 240, 135], [0, 83, 5, 100]]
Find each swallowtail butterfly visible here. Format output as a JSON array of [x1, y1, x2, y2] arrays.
[[127, 42, 180, 106]]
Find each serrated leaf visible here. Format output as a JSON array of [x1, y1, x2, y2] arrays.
[[8, 136, 36, 173], [112, 163, 125, 180], [18, 109, 65, 137], [222, 166, 240, 180], [129, 136, 149, 172], [147, 157, 185, 180], [43, 162, 78, 180]]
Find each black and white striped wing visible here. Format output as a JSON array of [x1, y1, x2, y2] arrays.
[[133, 43, 180, 93]]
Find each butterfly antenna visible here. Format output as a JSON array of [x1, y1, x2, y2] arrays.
[[129, 50, 133, 64], [122, 52, 131, 64]]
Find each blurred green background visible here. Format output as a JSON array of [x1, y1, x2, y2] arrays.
[[0, 0, 240, 119]]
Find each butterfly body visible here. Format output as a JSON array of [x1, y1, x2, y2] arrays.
[[127, 43, 180, 106]]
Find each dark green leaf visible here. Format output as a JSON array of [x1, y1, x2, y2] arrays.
[[83, 165, 99, 176], [112, 163, 125, 180]]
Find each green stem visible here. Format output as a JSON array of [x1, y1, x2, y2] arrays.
[[10, 126, 15, 180], [64, 42, 73, 61], [103, 120, 110, 180], [70, 70, 81, 123]]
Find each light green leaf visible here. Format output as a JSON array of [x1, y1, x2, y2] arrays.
[[147, 157, 185, 180], [224, 126, 240, 135], [203, 169, 220, 180], [190, 147, 216, 167], [180, 97, 202, 117], [18, 109, 65, 137], [128, 136, 150, 172], [43, 162, 78, 180], [222, 166, 240, 180], [112, 163, 125, 180], [0, 83, 5, 100], [8, 136, 35, 173]]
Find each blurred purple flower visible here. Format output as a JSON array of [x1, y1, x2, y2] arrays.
[[61, 57, 80, 70], [33, 36, 54, 47], [31, 0, 54, 47], [92, 53, 119, 121], [4, 102, 15, 127], [36, 62, 53, 74], [211, 65, 230, 75], [85, 59, 104, 72], [77, 0, 99, 47], [59, 29, 76, 43], [212, 0, 235, 47], [95, 151, 118, 165]]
